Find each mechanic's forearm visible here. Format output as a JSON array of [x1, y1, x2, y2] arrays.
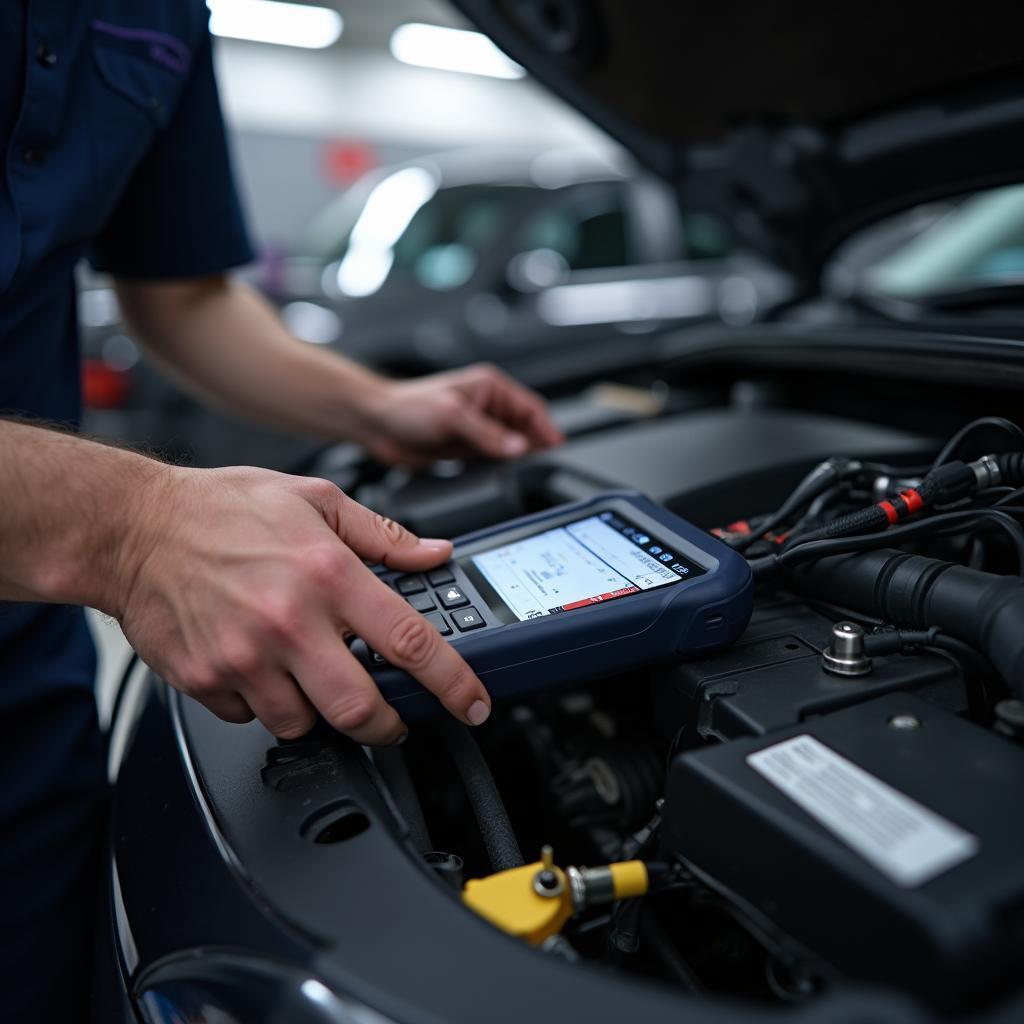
[[0, 419, 165, 612], [115, 276, 388, 446]]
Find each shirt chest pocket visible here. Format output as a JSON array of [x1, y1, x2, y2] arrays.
[[86, 23, 191, 223], [92, 22, 191, 128]]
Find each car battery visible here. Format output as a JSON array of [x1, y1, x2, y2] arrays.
[[666, 693, 1024, 1009]]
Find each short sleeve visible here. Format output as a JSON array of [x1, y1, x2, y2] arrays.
[[89, 31, 254, 279]]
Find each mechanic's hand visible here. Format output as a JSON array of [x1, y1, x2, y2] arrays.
[[364, 363, 564, 466], [115, 467, 491, 744]]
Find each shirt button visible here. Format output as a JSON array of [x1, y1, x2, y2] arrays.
[[22, 148, 42, 165], [35, 45, 57, 68]]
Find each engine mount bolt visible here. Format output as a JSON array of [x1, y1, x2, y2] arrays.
[[821, 621, 872, 677], [993, 699, 1024, 743], [888, 713, 921, 731]]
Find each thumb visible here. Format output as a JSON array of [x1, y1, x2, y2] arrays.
[[325, 489, 453, 570], [452, 403, 529, 460]]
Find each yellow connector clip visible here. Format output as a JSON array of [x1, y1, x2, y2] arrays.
[[462, 846, 573, 945], [462, 846, 649, 946]]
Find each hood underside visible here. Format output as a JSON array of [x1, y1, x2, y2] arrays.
[[454, 0, 1024, 285]]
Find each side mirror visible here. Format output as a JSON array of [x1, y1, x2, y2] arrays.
[[505, 248, 570, 294]]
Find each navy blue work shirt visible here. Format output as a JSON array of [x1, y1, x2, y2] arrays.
[[0, 3, 252, 1019]]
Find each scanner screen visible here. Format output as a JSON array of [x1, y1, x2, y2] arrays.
[[466, 512, 704, 622]]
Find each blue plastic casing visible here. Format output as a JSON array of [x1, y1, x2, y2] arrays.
[[365, 492, 753, 717]]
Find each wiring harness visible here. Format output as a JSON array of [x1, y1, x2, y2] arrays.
[[715, 417, 1024, 575], [715, 417, 1024, 698]]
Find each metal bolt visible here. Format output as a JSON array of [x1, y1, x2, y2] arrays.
[[821, 621, 872, 677], [888, 713, 921, 730], [993, 699, 1024, 743], [533, 845, 564, 898]]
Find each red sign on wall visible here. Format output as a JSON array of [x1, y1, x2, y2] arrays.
[[321, 140, 377, 186]]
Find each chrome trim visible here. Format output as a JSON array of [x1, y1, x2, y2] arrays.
[[110, 855, 139, 974], [169, 688, 253, 881]]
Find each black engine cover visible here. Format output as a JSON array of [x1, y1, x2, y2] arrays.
[[666, 694, 1024, 1008], [652, 595, 968, 743]]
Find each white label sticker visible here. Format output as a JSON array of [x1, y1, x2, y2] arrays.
[[746, 734, 979, 887]]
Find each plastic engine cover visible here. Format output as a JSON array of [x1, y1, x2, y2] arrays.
[[666, 694, 1024, 1009]]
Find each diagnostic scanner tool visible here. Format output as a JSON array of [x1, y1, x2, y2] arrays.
[[353, 492, 753, 716]]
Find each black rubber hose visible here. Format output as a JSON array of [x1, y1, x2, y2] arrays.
[[435, 717, 523, 871], [606, 899, 642, 962], [373, 746, 433, 854], [790, 549, 1024, 696], [997, 452, 1024, 487], [640, 913, 701, 993]]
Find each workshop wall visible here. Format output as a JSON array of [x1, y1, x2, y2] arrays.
[[211, 0, 616, 249]]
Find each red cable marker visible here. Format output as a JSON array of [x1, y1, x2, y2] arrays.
[[878, 487, 925, 526], [900, 488, 925, 514], [879, 501, 899, 525]]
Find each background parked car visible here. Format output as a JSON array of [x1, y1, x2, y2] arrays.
[[79, 147, 789, 468], [269, 147, 788, 378]]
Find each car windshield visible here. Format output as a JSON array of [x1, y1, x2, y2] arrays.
[[847, 184, 1024, 306], [387, 183, 534, 289], [299, 174, 535, 296]]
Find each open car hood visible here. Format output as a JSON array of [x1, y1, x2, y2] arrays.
[[453, 0, 1024, 288]]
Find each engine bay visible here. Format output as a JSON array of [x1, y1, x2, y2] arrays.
[[89, 4, 1024, 1012], [392, 516, 1024, 1013], [338, 404, 1024, 1013], [108, 387, 1024, 1023]]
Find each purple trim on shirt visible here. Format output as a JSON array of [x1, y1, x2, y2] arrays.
[[91, 20, 191, 75]]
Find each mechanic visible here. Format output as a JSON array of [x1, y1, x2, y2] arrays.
[[0, 4, 563, 1020]]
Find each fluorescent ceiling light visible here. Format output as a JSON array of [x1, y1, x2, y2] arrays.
[[390, 23, 525, 80], [207, 0, 343, 49]]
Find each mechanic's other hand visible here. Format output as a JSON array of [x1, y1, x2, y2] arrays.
[[365, 363, 564, 466], [114, 468, 491, 744]]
